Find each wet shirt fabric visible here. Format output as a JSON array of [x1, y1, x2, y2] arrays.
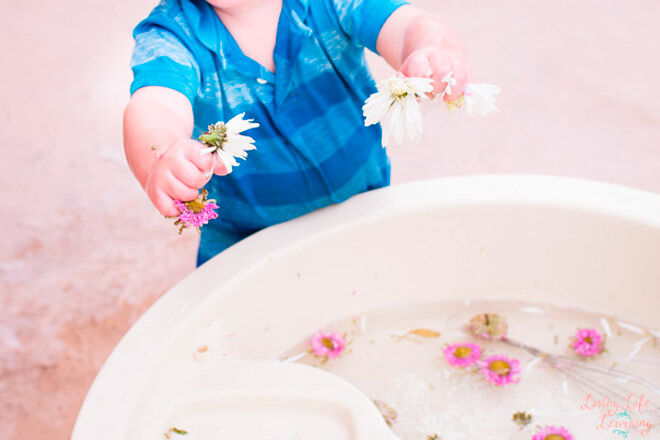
[[130, 0, 408, 265]]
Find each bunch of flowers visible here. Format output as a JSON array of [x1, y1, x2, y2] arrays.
[[170, 113, 259, 233], [362, 73, 500, 147]]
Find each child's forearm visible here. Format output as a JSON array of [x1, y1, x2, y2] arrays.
[[123, 87, 195, 189], [377, 6, 446, 69]]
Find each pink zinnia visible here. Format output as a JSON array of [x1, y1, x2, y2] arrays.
[[532, 425, 574, 440], [478, 354, 521, 386], [572, 328, 604, 357], [443, 342, 482, 367], [310, 331, 346, 359], [173, 190, 219, 234]]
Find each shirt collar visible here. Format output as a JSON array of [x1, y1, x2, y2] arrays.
[[181, 0, 309, 57], [180, 0, 222, 55]]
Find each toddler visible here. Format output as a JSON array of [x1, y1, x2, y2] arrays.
[[124, 0, 470, 265]]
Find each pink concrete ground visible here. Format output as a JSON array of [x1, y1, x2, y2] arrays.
[[1, 1, 660, 438]]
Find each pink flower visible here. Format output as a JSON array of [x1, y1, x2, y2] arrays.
[[443, 342, 482, 367], [572, 328, 605, 357], [310, 332, 346, 359], [478, 354, 521, 386], [173, 190, 219, 234], [532, 425, 574, 440]]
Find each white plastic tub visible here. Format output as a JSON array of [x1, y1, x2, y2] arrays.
[[72, 175, 660, 439]]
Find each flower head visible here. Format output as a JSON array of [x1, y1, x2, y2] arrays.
[[363, 76, 434, 148], [462, 83, 501, 116], [198, 113, 259, 173], [468, 313, 509, 340], [443, 82, 500, 116], [310, 331, 346, 359], [572, 328, 605, 357], [532, 426, 574, 440], [443, 342, 482, 367], [478, 354, 521, 386], [173, 189, 219, 234], [373, 399, 397, 427]]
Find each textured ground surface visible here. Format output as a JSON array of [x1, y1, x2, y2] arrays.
[[1, 1, 660, 438]]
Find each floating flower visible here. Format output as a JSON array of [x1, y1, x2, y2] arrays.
[[443, 342, 482, 367], [572, 328, 605, 357], [373, 399, 397, 427], [310, 331, 346, 359], [468, 313, 509, 340], [363, 76, 434, 148], [173, 189, 218, 234], [532, 425, 574, 440], [512, 411, 533, 428], [198, 113, 259, 173], [478, 354, 521, 386]]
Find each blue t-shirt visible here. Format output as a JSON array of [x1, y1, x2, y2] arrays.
[[130, 0, 407, 265]]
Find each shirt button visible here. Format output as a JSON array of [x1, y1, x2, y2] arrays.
[[256, 78, 267, 84]]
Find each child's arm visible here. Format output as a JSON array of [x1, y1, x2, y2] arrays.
[[376, 5, 471, 101], [123, 86, 226, 217]]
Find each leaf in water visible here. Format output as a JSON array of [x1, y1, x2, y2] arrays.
[[172, 427, 187, 435], [410, 329, 441, 338]]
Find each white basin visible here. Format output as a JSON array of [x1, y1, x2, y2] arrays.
[[72, 175, 660, 439]]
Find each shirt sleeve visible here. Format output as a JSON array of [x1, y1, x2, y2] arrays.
[[326, 0, 409, 53], [129, 25, 201, 104]]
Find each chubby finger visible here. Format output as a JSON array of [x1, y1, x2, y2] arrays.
[[212, 155, 230, 176], [401, 52, 433, 78], [428, 52, 467, 101], [184, 140, 214, 173], [163, 172, 199, 202], [147, 184, 179, 217], [171, 157, 212, 189]]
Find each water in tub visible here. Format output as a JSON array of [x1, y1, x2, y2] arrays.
[[281, 301, 660, 439]]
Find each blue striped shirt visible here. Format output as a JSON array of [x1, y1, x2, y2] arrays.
[[130, 0, 407, 265]]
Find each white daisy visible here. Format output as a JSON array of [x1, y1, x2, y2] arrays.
[[463, 83, 501, 116], [363, 76, 434, 147], [198, 113, 260, 173]]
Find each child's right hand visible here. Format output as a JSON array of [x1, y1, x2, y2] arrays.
[[145, 139, 228, 217]]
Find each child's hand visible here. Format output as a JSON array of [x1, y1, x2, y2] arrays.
[[399, 46, 471, 102], [145, 139, 228, 217]]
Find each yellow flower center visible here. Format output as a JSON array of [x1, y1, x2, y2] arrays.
[[453, 346, 472, 358], [489, 360, 511, 376], [545, 435, 566, 440], [387, 78, 410, 98], [186, 199, 206, 214], [584, 336, 593, 344], [321, 338, 335, 350], [446, 95, 465, 112]]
